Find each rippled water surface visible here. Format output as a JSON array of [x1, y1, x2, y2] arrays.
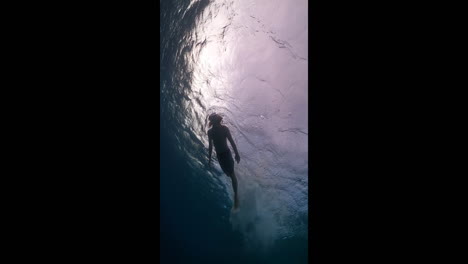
[[160, 0, 308, 263]]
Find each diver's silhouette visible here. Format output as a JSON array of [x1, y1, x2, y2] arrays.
[[207, 113, 241, 209]]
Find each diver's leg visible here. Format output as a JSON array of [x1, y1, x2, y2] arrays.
[[230, 171, 239, 208]]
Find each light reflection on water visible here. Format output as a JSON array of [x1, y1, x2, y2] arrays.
[[161, 0, 308, 252]]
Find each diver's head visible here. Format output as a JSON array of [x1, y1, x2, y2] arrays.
[[208, 113, 223, 127]]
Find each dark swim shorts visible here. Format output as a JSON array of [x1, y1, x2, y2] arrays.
[[217, 149, 234, 175]]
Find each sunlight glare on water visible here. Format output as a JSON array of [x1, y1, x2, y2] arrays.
[[179, 0, 309, 250]]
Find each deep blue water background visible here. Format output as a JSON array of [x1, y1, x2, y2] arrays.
[[160, 1, 308, 263]]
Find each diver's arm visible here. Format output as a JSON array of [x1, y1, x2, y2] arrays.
[[208, 133, 213, 167]]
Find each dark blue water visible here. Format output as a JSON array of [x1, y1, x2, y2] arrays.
[[160, 0, 308, 263]]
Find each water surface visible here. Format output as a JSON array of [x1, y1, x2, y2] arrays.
[[160, 0, 308, 263]]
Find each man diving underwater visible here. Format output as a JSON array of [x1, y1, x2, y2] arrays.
[[207, 113, 241, 209]]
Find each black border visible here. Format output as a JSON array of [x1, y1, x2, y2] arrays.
[[11, 0, 459, 262]]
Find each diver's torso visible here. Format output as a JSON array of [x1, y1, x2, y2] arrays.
[[209, 125, 230, 154]]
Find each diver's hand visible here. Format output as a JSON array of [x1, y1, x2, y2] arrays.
[[235, 154, 240, 163]]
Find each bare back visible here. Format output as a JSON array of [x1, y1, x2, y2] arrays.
[[208, 125, 230, 154]]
